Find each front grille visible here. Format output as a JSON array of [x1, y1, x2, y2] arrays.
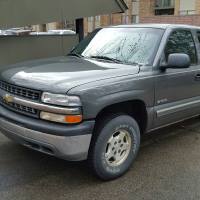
[[0, 81, 41, 118], [0, 96, 38, 117], [7, 101, 37, 115], [0, 81, 41, 101]]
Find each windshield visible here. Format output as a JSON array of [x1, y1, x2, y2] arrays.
[[71, 28, 164, 65]]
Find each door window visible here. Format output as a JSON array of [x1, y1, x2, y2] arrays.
[[196, 31, 200, 43], [165, 30, 197, 64]]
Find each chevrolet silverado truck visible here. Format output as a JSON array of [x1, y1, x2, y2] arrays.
[[0, 24, 199, 180]]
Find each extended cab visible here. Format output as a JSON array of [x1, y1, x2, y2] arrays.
[[0, 24, 199, 180]]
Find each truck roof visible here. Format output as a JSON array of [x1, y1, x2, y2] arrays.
[[112, 23, 200, 30]]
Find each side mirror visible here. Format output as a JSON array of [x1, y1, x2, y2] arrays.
[[160, 53, 191, 70]]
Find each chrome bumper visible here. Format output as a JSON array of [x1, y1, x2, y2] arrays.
[[0, 118, 92, 161]]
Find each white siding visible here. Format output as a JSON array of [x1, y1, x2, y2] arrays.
[[180, 0, 196, 11]]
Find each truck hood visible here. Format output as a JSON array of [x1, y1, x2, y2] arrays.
[[0, 56, 140, 93]]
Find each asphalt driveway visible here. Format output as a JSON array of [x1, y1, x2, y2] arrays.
[[0, 118, 200, 200]]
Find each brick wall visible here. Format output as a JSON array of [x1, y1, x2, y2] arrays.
[[196, 0, 200, 14], [100, 15, 111, 26], [140, 15, 200, 26], [84, 0, 138, 35], [174, 0, 180, 15], [139, 0, 154, 18], [112, 14, 123, 25]]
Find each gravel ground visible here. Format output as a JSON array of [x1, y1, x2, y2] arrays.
[[0, 118, 200, 200]]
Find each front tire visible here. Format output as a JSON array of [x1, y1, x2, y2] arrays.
[[89, 114, 141, 181]]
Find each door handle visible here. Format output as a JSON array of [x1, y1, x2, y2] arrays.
[[195, 74, 200, 81]]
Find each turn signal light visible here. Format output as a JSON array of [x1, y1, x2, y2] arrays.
[[40, 111, 82, 124], [65, 115, 83, 124]]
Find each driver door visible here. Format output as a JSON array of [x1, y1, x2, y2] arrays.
[[154, 29, 199, 128]]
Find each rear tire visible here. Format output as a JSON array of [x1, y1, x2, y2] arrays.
[[89, 114, 141, 181]]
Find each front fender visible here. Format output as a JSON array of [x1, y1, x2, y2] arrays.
[[68, 75, 154, 120], [85, 90, 146, 118]]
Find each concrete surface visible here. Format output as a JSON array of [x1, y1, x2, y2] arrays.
[[1, 118, 200, 200]]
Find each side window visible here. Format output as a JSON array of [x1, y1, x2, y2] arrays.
[[165, 30, 197, 64], [197, 31, 200, 43]]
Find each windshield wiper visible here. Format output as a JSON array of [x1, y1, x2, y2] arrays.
[[89, 56, 141, 66], [90, 56, 123, 64], [67, 52, 83, 58]]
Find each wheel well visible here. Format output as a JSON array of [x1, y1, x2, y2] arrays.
[[95, 100, 148, 134]]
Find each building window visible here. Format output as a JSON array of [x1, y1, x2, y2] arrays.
[[155, 0, 174, 8], [155, 0, 175, 15]]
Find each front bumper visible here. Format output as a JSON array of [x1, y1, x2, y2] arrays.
[[0, 105, 95, 161]]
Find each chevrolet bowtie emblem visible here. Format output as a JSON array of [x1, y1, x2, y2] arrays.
[[3, 94, 14, 104]]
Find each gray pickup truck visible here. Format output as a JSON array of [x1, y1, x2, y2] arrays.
[[0, 24, 199, 180]]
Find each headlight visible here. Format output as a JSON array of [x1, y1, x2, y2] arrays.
[[41, 92, 82, 107]]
